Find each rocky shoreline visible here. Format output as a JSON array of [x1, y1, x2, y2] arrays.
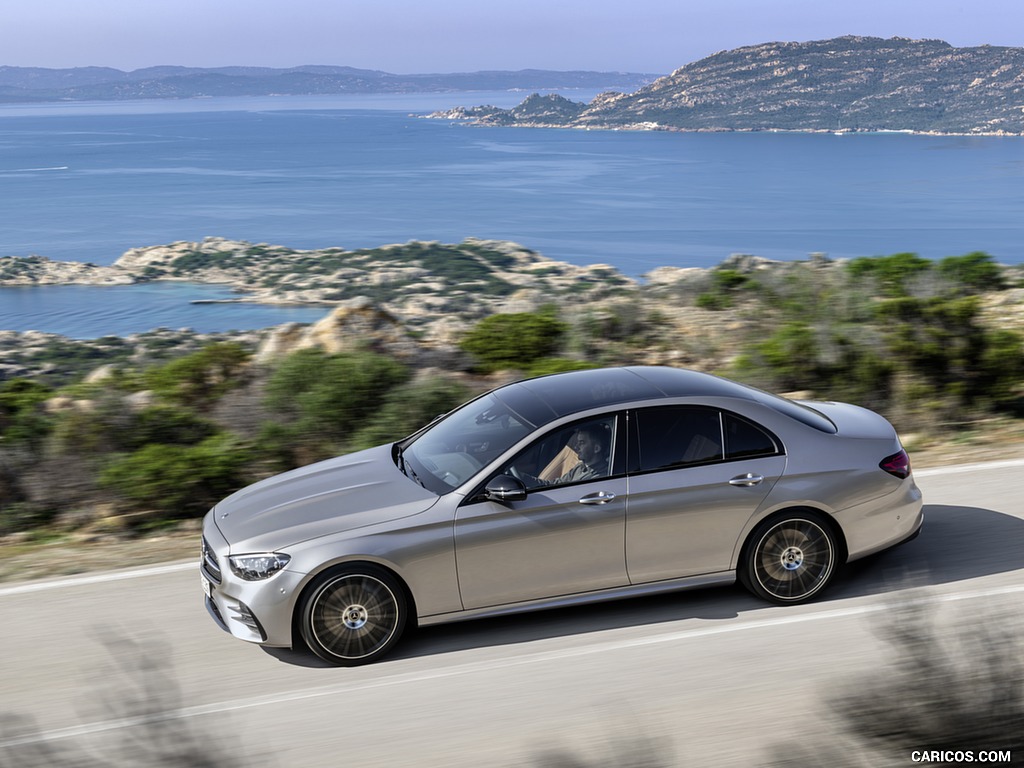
[[427, 103, 1023, 137], [3, 237, 1024, 388]]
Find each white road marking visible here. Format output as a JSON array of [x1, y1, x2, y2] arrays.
[[4, 580, 1024, 749], [0, 561, 195, 597], [913, 457, 1024, 477]]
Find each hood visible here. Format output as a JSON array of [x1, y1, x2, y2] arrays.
[[212, 443, 438, 552]]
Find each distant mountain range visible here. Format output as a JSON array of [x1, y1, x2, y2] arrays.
[[0, 65, 656, 102], [431, 36, 1024, 135]]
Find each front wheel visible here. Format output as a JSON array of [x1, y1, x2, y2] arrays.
[[300, 565, 408, 666], [740, 513, 838, 603]]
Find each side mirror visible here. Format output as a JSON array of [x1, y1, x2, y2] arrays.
[[484, 474, 527, 503]]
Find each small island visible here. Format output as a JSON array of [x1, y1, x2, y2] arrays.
[[0, 236, 634, 332], [429, 36, 1024, 135]]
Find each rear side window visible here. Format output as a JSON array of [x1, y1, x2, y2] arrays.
[[633, 406, 723, 472], [724, 412, 780, 459], [633, 406, 782, 473]]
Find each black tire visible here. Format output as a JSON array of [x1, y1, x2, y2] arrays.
[[300, 565, 408, 666], [740, 512, 838, 604]]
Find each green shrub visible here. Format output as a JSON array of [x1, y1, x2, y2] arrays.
[[937, 251, 1006, 293], [847, 252, 932, 297], [0, 502, 60, 536], [752, 322, 819, 390], [0, 379, 54, 444], [460, 312, 567, 372], [695, 291, 731, 310], [692, 267, 757, 311], [145, 342, 250, 410], [100, 434, 252, 516], [349, 377, 470, 451], [127, 406, 220, 450], [263, 349, 410, 462]]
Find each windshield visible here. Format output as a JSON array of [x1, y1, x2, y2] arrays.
[[399, 393, 534, 494]]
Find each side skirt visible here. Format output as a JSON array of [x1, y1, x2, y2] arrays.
[[418, 571, 736, 627]]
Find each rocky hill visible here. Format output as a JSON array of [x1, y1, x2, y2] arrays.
[[431, 36, 1024, 134]]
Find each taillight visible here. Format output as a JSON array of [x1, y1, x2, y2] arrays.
[[880, 449, 911, 479]]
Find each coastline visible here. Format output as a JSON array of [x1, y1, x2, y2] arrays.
[[0, 237, 643, 324], [425, 112, 1024, 137]]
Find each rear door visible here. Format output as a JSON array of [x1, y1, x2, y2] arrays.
[[625, 406, 786, 583]]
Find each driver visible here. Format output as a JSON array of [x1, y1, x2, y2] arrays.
[[515, 423, 610, 487]]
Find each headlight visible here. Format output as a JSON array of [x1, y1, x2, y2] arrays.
[[228, 553, 291, 581]]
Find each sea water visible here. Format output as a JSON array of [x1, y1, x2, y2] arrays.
[[1, 93, 1022, 337]]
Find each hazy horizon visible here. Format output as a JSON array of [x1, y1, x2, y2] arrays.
[[2, 0, 1020, 75]]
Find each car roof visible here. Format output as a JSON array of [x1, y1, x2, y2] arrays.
[[491, 366, 760, 427]]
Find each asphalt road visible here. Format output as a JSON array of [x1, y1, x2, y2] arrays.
[[3, 459, 1023, 767]]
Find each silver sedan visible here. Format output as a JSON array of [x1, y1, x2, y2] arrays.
[[201, 366, 923, 665]]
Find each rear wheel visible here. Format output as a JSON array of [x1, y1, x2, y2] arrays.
[[741, 512, 838, 603], [301, 565, 407, 666]]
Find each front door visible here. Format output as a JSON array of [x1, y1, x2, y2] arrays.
[[454, 414, 628, 610]]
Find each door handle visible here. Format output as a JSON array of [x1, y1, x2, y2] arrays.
[[579, 491, 616, 505], [728, 473, 764, 487]]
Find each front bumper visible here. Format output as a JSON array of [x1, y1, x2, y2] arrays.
[[200, 515, 304, 648]]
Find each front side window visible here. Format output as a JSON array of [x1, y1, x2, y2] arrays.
[[504, 415, 619, 491]]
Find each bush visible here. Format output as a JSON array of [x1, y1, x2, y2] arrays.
[[128, 406, 221, 450], [734, 288, 1024, 428], [878, 295, 1024, 415], [262, 349, 410, 463], [145, 342, 250, 411], [460, 312, 568, 372], [937, 251, 1006, 293], [0, 379, 53, 445], [0, 501, 60, 536], [847, 252, 933, 298], [692, 267, 755, 311], [349, 377, 470, 451], [100, 434, 252, 517]]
